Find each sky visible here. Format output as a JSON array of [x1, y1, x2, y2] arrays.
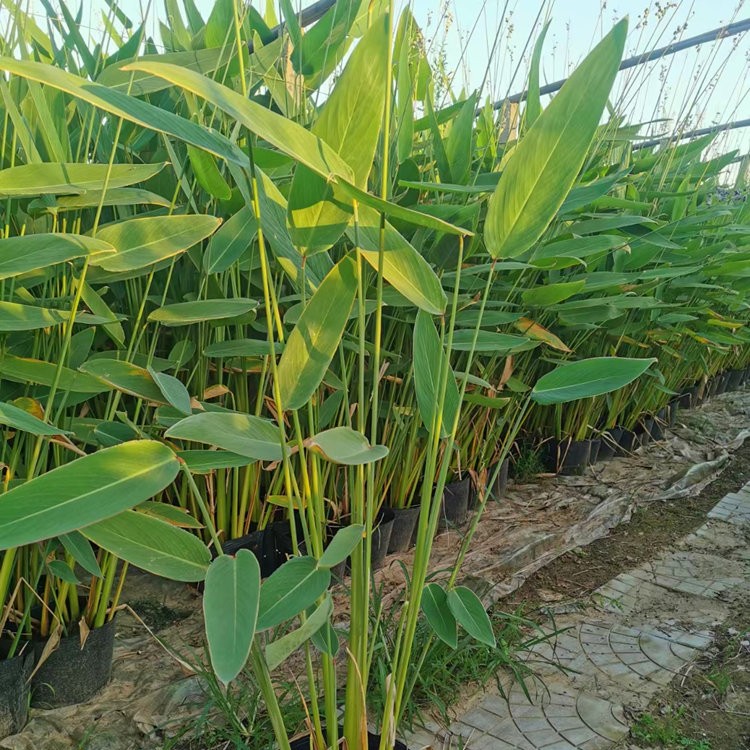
[[22, 0, 750, 167]]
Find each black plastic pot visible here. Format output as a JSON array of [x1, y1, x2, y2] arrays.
[[650, 408, 668, 441], [370, 507, 395, 570], [222, 528, 282, 578], [708, 376, 720, 397], [726, 369, 744, 391], [387, 505, 421, 554], [290, 728, 407, 750], [31, 616, 116, 709], [438, 477, 470, 530], [668, 400, 679, 427], [588, 438, 601, 465], [597, 428, 620, 461], [489, 457, 510, 500], [560, 439, 591, 475], [616, 427, 639, 455], [0, 647, 32, 739], [637, 417, 654, 447]]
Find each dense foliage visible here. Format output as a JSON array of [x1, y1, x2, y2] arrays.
[[0, 1, 748, 748]]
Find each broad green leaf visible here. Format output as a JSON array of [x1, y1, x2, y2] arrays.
[[136, 501, 203, 529], [532, 235, 625, 261], [310, 617, 340, 657], [318, 524, 365, 568], [82, 509, 210, 582], [513, 318, 571, 353], [395, 9, 416, 164], [0, 354, 108, 394], [445, 93, 477, 184], [93, 421, 139, 447], [165, 411, 286, 462], [523, 21, 550, 131], [0, 441, 179, 549], [257, 557, 331, 631], [149, 298, 257, 326], [308, 428, 388, 466], [178, 450, 254, 474], [340, 182, 473, 235], [531, 357, 657, 405], [59, 531, 102, 577], [81, 283, 125, 346], [350, 206, 447, 315], [0, 302, 67, 332], [203, 206, 258, 274], [253, 168, 332, 291], [203, 339, 281, 358], [485, 19, 627, 258], [34, 188, 171, 212], [462, 393, 511, 409], [287, 14, 388, 252], [421, 583, 457, 648], [0, 234, 114, 280], [47, 559, 80, 585], [0, 308, 113, 330], [0, 162, 166, 198], [148, 367, 191, 415], [450, 330, 538, 354], [277, 255, 357, 411], [0, 58, 248, 165], [125, 61, 355, 182], [203, 550, 260, 684], [294, 0, 364, 83], [266, 594, 333, 671], [80, 359, 167, 403], [413, 311, 459, 438], [522, 280, 586, 306], [0, 401, 68, 436], [93, 216, 221, 273], [187, 144, 232, 200], [447, 586, 496, 647], [559, 170, 630, 214]]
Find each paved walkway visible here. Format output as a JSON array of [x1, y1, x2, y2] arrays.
[[409, 483, 750, 750]]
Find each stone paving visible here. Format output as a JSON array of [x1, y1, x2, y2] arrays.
[[409, 482, 750, 749]]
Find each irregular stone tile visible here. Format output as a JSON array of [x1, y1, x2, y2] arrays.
[[449, 681, 628, 750], [708, 488, 750, 525], [681, 521, 750, 562], [526, 620, 711, 700], [592, 551, 746, 616]]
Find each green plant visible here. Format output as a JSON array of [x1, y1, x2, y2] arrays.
[[512, 447, 546, 483], [0, 1, 747, 748], [705, 669, 732, 698], [631, 709, 711, 749]]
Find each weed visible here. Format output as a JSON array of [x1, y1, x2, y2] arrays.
[[368, 580, 567, 732], [160, 649, 306, 750], [511, 448, 546, 483], [706, 669, 732, 698], [631, 709, 711, 749]]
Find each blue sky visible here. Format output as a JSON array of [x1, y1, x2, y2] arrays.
[[34, 0, 750, 163]]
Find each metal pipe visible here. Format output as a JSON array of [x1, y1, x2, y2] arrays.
[[501, 17, 750, 107], [633, 118, 750, 150]]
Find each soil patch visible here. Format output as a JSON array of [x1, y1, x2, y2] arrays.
[[628, 597, 750, 750]]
